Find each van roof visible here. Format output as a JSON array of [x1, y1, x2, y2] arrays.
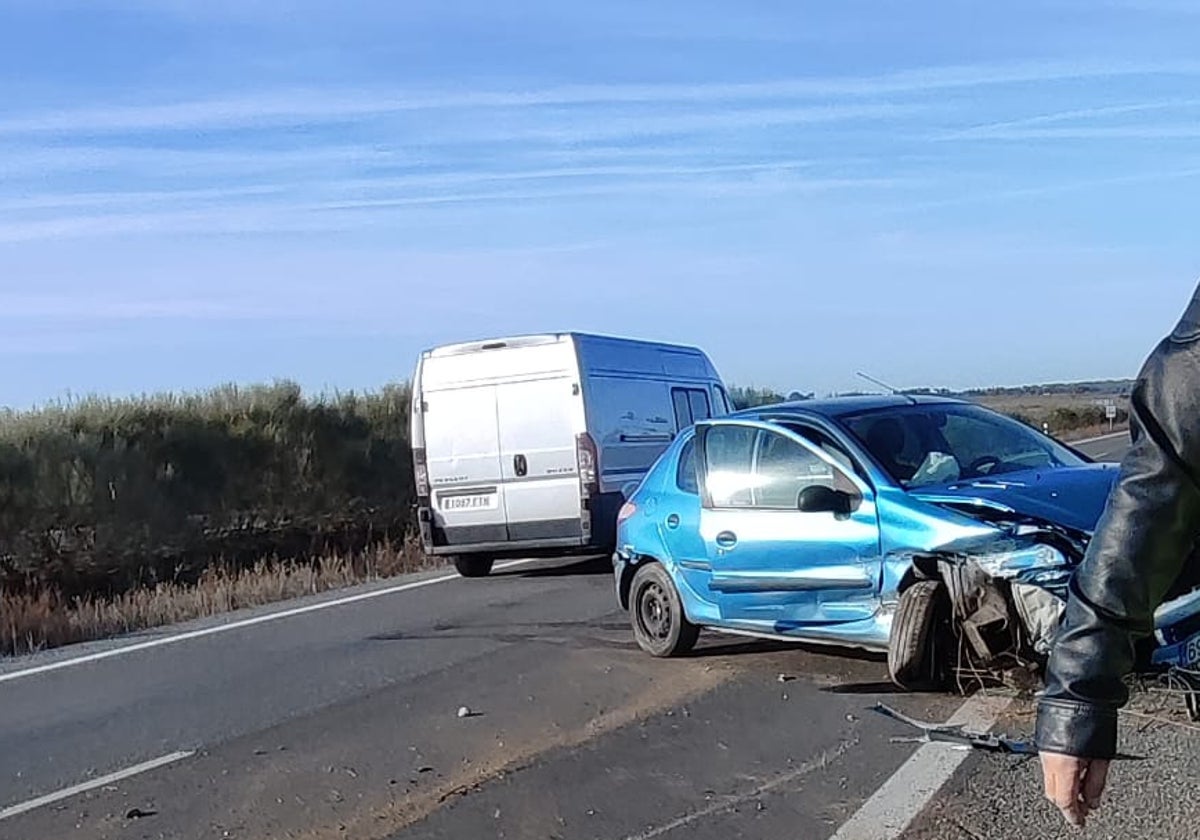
[[423, 331, 705, 358]]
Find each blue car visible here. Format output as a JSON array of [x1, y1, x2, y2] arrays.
[[613, 396, 1200, 690]]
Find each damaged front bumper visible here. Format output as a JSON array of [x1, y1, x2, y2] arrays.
[[902, 538, 1200, 685]]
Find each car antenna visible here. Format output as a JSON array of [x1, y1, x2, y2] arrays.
[[856, 371, 919, 405]]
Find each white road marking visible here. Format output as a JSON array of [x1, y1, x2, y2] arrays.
[[826, 694, 1014, 840], [1071, 430, 1128, 445], [0, 559, 538, 686], [0, 750, 195, 821]]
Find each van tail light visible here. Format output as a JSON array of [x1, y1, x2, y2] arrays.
[[576, 433, 599, 494], [617, 501, 638, 524], [414, 447, 430, 499]]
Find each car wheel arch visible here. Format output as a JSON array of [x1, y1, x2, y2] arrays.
[[894, 553, 945, 596], [618, 553, 655, 610]]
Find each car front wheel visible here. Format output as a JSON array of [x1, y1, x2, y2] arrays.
[[888, 579, 951, 691], [630, 563, 699, 657]]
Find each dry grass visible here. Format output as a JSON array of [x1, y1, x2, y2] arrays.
[[2, 534, 433, 657], [972, 392, 1129, 439]]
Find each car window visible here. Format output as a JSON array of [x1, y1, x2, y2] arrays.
[[753, 431, 841, 508], [940, 412, 1048, 469], [841, 404, 1087, 488], [781, 422, 865, 481], [702, 425, 756, 507], [672, 387, 711, 430], [676, 437, 699, 494]]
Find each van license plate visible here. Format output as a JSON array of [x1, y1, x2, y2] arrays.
[[441, 493, 498, 511]]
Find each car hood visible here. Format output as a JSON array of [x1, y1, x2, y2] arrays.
[[910, 464, 1120, 534]]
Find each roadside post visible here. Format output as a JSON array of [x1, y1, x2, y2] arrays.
[[1106, 401, 1117, 432]]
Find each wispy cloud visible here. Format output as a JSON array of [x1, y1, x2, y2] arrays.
[[0, 144, 416, 179], [0, 293, 264, 321], [6, 60, 1200, 136], [947, 125, 1200, 141], [942, 99, 1200, 139], [887, 166, 1200, 213], [0, 171, 916, 243]]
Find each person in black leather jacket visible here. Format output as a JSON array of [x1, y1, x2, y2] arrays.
[[1036, 281, 1200, 827]]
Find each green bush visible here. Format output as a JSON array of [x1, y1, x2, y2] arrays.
[[0, 382, 415, 598]]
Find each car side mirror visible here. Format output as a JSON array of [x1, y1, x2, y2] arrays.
[[797, 485, 856, 515]]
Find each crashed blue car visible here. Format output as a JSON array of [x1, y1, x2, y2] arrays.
[[613, 396, 1200, 690]]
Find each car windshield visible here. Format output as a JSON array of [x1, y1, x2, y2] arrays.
[[838, 403, 1088, 488]]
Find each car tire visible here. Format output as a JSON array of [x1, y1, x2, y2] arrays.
[[630, 562, 700, 657], [453, 556, 495, 578], [889, 580, 951, 691]]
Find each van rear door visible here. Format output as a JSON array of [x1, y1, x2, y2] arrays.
[[495, 378, 583, 543], [423, 385, 508, 547]]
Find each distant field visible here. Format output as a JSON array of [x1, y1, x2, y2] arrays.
[[969, 391, 1130, 440]]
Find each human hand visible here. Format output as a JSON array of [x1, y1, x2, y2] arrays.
[[1041, 751, 1111, 827]]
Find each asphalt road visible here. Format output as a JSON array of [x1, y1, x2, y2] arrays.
[[5, 431, 1180, 840]]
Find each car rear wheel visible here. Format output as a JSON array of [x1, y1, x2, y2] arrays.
[[453, 555, 495, 578], [630, 563, 699, 657], [889, 580, 952, 691]]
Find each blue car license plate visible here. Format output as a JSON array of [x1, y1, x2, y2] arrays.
[[1153, 626, 1200, 669], [1183, 631, 1200, 669]]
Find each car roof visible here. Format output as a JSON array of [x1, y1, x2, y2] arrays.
[[731, 394, 968, 422]]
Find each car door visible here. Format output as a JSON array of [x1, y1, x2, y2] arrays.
[[656, 432, 713, 601], [696, 420, 883, 629]]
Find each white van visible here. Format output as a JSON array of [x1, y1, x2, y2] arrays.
[[411, 332, 729, 576]]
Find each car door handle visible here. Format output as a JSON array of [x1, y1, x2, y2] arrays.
[[513, 454, 528, 477], [665, 514, 680, 529], [716, 531, 738, 548]]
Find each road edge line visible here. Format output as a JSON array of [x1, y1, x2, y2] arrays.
[[0, 750, 196, 821], [826, 694, 1014, 840], [0, 558, 538, 685], [1071, 430, 1128, 445]]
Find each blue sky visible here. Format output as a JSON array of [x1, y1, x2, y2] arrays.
[[3, 1, 1200, 408]]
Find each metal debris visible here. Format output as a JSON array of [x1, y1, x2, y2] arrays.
[[872, 703, 1144, 760]]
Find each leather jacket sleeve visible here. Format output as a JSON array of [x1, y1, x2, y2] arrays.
[[1036, 284, 1200, 759]]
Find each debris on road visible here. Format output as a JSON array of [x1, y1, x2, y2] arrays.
[[778, 674, 797, 683], [457, 705, 483, 718], [125, 808, 157, 820], [874, 703, 1037, 755], [873, 703, 1148, 759]]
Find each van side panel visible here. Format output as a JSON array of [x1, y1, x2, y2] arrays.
[[495, 376, 584, 542], [582, 375, 676, 494], [574, 334, 724, 495]]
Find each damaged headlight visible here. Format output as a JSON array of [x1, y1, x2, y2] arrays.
[[970, 543, 1067, 579]]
